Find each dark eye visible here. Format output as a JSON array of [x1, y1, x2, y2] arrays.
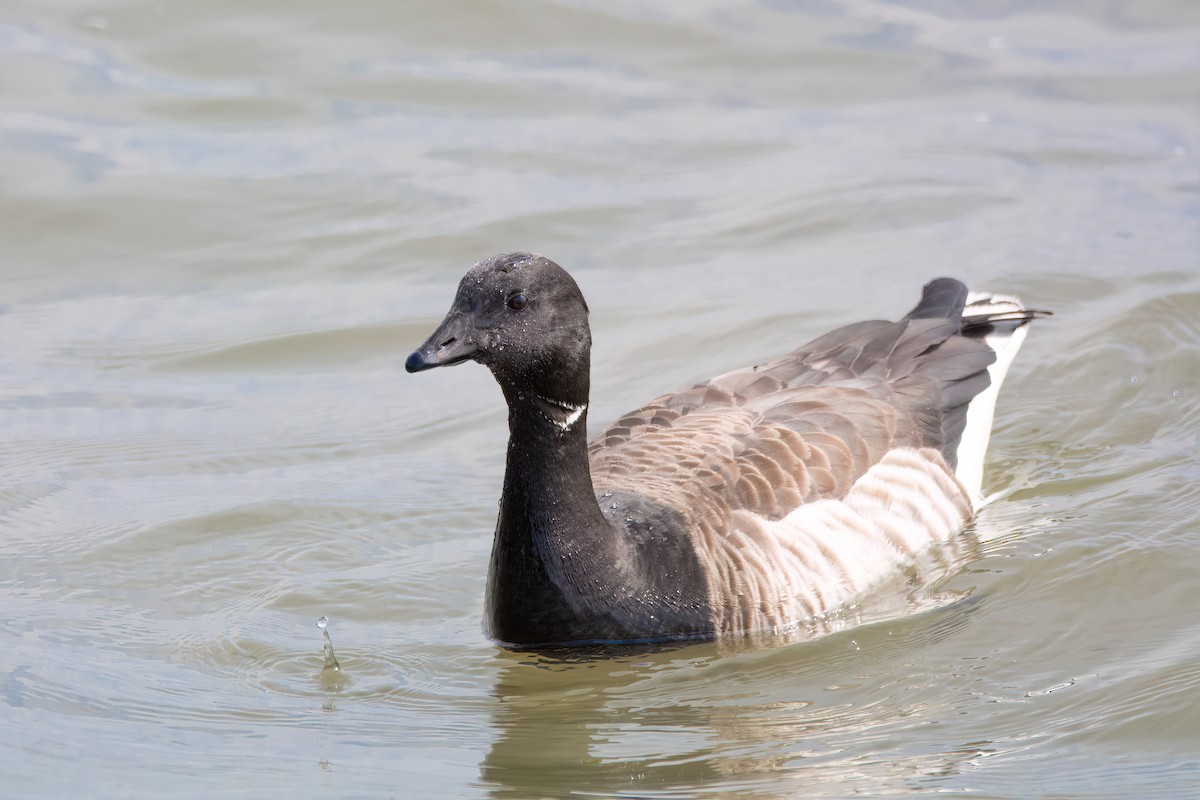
[[507, 293, 528, 311]]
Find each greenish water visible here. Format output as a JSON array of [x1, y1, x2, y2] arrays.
[[1, 1, 1198, 797]]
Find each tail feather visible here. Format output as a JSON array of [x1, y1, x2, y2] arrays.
[[954, 291, 1047, 505]]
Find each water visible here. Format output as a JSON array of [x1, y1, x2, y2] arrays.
[[2, 1, 1198, 797]]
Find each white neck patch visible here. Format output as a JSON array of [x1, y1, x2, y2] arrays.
[[537, 395, 587, 433]]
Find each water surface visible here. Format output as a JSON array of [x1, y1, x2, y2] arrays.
[[1, 1, 1198, 797]]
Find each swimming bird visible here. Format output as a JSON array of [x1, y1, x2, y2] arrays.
[[406, 253, 1043, 648]]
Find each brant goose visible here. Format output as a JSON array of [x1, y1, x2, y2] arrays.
[[406, 253, 1043, 648]]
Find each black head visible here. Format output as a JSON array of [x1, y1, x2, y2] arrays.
[[406, 253, 592, 400]]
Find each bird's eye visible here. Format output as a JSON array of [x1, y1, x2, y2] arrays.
[[507, 293, 528, 311]]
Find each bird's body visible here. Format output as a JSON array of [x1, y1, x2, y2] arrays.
[[407, 253, 1042, 648]]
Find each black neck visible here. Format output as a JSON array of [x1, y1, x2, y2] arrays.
[[484, 387, 628, 645], [500, 390, 606, 536], [482, 371, 715, 647]]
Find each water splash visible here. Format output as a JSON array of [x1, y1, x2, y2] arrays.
[[316, 616, 345, 685]]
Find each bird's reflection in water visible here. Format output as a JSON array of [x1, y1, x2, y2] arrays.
[[480, 527, 1008, 798]]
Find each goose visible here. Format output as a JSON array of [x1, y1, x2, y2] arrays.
[[406, 253, 1044, 648]]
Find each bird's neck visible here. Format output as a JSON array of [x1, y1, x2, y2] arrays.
[[500, 389, 599, 514], [484, 385, 627, 646]]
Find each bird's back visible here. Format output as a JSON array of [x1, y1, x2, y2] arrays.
[[587, 278, 1036, 635]]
